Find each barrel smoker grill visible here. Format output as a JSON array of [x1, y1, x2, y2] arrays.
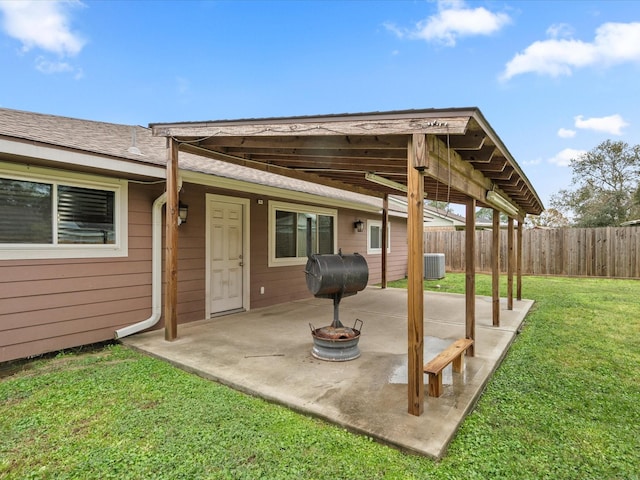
[[304, 250, 368, 361]]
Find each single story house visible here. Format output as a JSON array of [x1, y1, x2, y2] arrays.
[[0, 108, 411, 363], [1, 107, 543, 414]]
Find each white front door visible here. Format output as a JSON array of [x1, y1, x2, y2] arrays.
[[210, 200, 244, 314]]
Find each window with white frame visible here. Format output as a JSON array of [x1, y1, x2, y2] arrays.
[[367, 219, 390, 254], [269, 201, 336, 266], [0, 164, 128, 259]]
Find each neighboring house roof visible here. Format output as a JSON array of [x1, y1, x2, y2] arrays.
[[388, 196, 466, 227], [0, 108, 382, 212], [423, 205, 465, 227]]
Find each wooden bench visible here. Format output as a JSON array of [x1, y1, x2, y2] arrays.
[[423, 338, 474, 397]]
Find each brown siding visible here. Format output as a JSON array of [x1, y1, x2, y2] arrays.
[[0, 183, 161, 363], [172, 184, 206, 324], [2, 177, 410, 363], [249, 205, 408, 310], [336, 209, 408, 285]]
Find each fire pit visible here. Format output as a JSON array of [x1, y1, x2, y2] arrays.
[[309, 319, 363, 362], [305, 250, 368, 361]]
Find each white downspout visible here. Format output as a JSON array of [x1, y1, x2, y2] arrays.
[[114, 191, 166, 339]]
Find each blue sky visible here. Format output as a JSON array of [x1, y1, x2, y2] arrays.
[[1, 0, 639, 212]]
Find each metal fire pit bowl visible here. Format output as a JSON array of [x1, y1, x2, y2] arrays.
[[309, 319, 363, 362]]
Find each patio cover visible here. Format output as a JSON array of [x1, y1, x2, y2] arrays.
[[150, 107, 543, 416]]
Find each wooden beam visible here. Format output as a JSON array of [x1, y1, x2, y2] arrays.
[[507, 217, 514, 311], [425, 135, 492, 206], [488, 167, 516, 181], [165, 138, 179, 341], [407, 135, 425, 417], [448, 133, 486, 150], [465, 199, 476, 357], [517, 220, 523, 300], [412, 133, 428, 169], [492, 209, 500, 327], [460, 145, 497, 163], [199, 134, 410, 150], [153, 115, 470, 138], [381, 194, 389, 289], [179, 143, 386, 199], [224, 146, 407, 160], [481, 160, 509, 173]]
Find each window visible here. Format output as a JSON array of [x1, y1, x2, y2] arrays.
[[0, 164, 127, 259], [269, 201, 336, 266], [367, 219, 390, 254]]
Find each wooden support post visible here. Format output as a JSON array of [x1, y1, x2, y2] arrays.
[[517, 220, 523, 301], [507, 217, 514, 311], [165, 138, 179, 341], [465, 199, 476, 357], [381, 194, 389, 289], [407, 134, 425, 416], [492, 209, 500, 327]]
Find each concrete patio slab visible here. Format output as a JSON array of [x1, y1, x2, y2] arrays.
[[122, 287, 533, 459]]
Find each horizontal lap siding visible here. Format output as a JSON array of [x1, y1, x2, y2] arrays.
[[387, 220, 408, 280], [249, 198, 309, 308], [3, 177, 413, 362], [172, 185, 207, 323], [250, 206, 408, 310], [0, 184, 160, 362]]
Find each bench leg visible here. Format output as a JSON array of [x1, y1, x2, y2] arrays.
[[428, 372, 443, 397], [452, 352, 465, 373]]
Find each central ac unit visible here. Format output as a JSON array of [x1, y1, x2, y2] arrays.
[[424, 253, 445, 280]]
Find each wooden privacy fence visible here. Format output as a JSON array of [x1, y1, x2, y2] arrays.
[[424, 226, 640, 279]]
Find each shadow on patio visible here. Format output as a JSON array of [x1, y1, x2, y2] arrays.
[[122, 287, 533, 459]]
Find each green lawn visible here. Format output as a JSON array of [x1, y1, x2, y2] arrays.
[[1, 275, 639, 479]]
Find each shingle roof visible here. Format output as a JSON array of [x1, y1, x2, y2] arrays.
[[0, 108, 380, 209], [0, 108, 166, 165]]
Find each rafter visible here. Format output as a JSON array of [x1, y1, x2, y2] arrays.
[[178, 143, 385, 199]]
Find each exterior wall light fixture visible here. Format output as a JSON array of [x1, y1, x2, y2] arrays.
[[178, 202, 189, 225]]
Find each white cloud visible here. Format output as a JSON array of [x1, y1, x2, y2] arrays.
[[574, 114, 628, 135], [548, 148, 587, 167], [557, 128, 576, 138], [501, 22, 640, 80], [522, 157, 542, 166], [35, 56, 73, 73], [383, 21, 405, 38], [385, 0, 510, 47], [35, 55, 83, 78], [0, 0, 86, 56], [546, 23, 574, 39]]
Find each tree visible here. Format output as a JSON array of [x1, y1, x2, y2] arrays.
[[550, 140, 640, 227], [525, 208, 571, 228], [476, 207, 507, 224], [425, 200, 454, 213]]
